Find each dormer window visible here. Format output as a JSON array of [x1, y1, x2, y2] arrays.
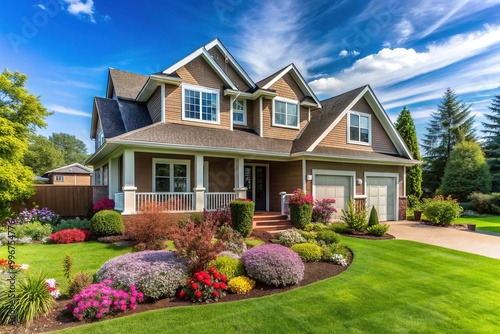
[[233, 99, 247, 125], [182, 84, 220, 124], [348, 111, 371, 145], [273, 97, 299, 129]]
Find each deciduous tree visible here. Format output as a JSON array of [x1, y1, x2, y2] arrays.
[[24, 135, 65, 176], [49, 132, 88, 165]]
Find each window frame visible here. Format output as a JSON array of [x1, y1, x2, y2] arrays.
[[181, 83, 220, 125], [232, 98, 247, 126], [272, 97, 300, 129], [152, 158, 191, 193], [55, 175, 64, 182], [97, 132, 105, 147], [347, 111, 372, 146]]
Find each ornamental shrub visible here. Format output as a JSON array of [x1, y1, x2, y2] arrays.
[[242, 244, 304, 287], [179, 267, 227, 302], [328, 222, 348, 234], [230, 199, 255, 237], [303, 223, 325, 232], [367, 224, 390, 236], [316, 230, 341, 245], [340, 197, 367, 231], [291, 243, 323, 262], [312, 198, 337, 223], [321, 243, 349, 263], [67, 272, 93, 296], [96, 250, 189, 299], [49, 229, 87, 244], [274, 228, 306, 247], [90, 210, 124, 237], [469, 192, 500, 214], [10, 207, 60, 226], [203, 207, 231, 227], [288, 189, 314, 229], [228, 276, 255, 295], [216, 225, 247, 255], [207, 255, 245, 281], [93, 198, 115, 214], [421, 195, 463, 226], [52, 218, 90, 232], [66, 279, 143, 321], [368, 206, 379, 227], [12, 221, 52, 240]]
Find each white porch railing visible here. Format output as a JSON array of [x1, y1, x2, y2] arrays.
[[279, 192, 293, 216], [205, 192, 235, 211], [136, 192, 195, 212], [114, 192, 124, 212]]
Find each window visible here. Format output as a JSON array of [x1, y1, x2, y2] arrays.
[[273, 98, 299, 128], [153, 159, 190, 192], [97, 132, 105, 147], [55, 175, 64, 182], [182, 84, 219, 124], [93, 170, 101, 185], [102, 165, 109, 186], [232, 99, 247, 125], [348, 112, 371, 144]]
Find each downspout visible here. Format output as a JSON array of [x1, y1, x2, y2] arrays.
[[259, 97, 263, 137], [302, 158, 306, 193]]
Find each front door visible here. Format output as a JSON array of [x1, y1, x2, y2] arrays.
[[244, 165, 267, 211]]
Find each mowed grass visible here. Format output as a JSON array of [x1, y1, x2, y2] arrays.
[[1, 241, 132, 291], [57, 238, 500, 334], [456, 215, 500, 233]]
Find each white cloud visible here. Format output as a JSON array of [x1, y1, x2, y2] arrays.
[[47, 105, 91, 117], [64, 0, 95, 23], [395, 19, 414, 44], [36, 4, 46, 10], [339, 50, 348, 57], [339, 50, 360, 57]]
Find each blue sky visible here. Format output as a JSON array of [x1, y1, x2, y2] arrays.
[[1, 0, 500, 154]]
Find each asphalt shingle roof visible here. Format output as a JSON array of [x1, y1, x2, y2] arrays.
[[109, 68, 148, 100], [117, 98, 152, 132], [94, 97, 126, 138]]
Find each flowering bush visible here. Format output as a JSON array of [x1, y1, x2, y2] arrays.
[[288, 189, 313, 229], [216, 225, 247, 255], [312, 198, 337, 223], [66, 279, 144, 321], [274, 228, 306, 247], [207, 255, 245, 281], [203, 207, 231, 227], [242, 244, 304, 287], [0, 258, 29, 274], [49, 229, 90, 244], [45, 278, 61, 299], [288, 189, 314, 206], [96, 251, 189, 299], [93, 198, 115, 213], [228, 275, 255, 294], [179, 267, 227, 302], [421, 195, 463, 226], [9, 207, 60, 226], [332, 254, 348, 266]]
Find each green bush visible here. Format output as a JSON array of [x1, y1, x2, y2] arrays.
[[367, 224, 390, 236], [303, 223, 325, 232], [207, 255, 245, 281], [275, 228, 306, 247], [328, 223, 348, 234], [67, 272, 93, 296], [229, 200, 254, 237], [469, 192, 500, 214], [289, 204, 313, 230], [421, 196, 463, 226], [368, 206, 379, 227], [406, 194, 421, 210], [297, 230, 316, 242], [90, 210, 124, 237], [316, 230, 341, 245], [290, 243, 323, 262], [340, 198, 367, 231], [320, 243, 349, 262], [53, 217, 90, 232], [0, 272, 56, 326], [12, 221, 52, 240]]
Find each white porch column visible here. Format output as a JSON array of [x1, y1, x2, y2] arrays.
[[122, 149, 136, 214], [193, 154, 205, 212], [233, 157, 247, 199], [108, 157, 119, 199]]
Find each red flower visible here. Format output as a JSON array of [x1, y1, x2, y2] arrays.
[[220, 283, 227, 290], [213, 282, 220, 289], [204, 279, 212, 286], [203, 272, 210, 279], [179, 290, 186, 299], [213, 272, 220, 279], [191, 283, 198, 290], [213, 290, 219, 297], [209, 267, 216, 273], [195, 290, 202, 298], [197, 275, 204, 282], [186, 279, 191, 284], [221, 275, 227, 282]]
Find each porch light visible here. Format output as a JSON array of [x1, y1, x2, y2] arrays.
[[357, 178, 363, 185], [306, 175, 313, 181]]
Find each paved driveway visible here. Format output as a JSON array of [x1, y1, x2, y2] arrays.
[[387, 221, 500, 260]]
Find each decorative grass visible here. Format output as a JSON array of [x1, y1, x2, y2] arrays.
[[55, 238, 500, 333]]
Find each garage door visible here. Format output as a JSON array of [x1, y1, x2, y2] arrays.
[[314, 175, 352, 219], [366, 176, 396, 221]]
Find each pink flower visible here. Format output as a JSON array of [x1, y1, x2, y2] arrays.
[[120, 304, 127, 311], [95, 313, 102, 319]]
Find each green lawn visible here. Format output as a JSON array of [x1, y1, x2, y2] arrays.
[[56, 238, 500, 334], [456, 215, 500, 233], [1, 241, 132, 291]]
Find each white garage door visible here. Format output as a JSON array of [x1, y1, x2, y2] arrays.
[[314, 175, 352, 219], [366, 176, 396, 221]]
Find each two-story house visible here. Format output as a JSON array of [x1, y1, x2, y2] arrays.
[[87, 39, 419, 221]]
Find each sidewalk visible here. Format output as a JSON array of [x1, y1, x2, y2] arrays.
[[386, 221, 500, 260]]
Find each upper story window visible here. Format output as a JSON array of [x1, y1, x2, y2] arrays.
[[97, 132, 105, 147], [273, 97, 299, 129], [233, 99, 247, 125], [55, 175, 64, 182], [182, 84, 220, 124], [153, 159, 190, 192], [348, 111, 371, 145]]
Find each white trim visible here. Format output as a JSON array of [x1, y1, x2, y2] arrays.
[[55, 175, 65, 182], [403, 166, 406, 196], [232, 98, 247, 126], [311, 169, 356, 202], [152, 158, 191, 193], [160, 83, 166, 123], [259, 97, 263, 137], [364, 172, 399, 221], [347, 111, 372, 146], [302, 158, 306, 192], [230, 96, 234, 131], [181, 83, 221, 125], [204, 161, 209, 192], [272, 97, 300, 129]]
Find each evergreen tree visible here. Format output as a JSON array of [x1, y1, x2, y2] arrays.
[[421, 88, 476, 194], [395, 106, 423, 198], [441, 141, 491, 201], [482, 86, 500, 192]]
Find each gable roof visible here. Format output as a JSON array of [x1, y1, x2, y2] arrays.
[[43, 163, 92, 175], [92, 98, 125, 139], [107, 69, 148, 100], [256, 64, 321, 108]]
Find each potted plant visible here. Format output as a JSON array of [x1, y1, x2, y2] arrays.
[[288, 189, 313, 229], [413, 203, 423, 221]]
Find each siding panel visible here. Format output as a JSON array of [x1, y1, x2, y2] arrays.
[[147, 87, 162, 123], [269, 161, 302, 211], [207, 47, 250, 92]]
